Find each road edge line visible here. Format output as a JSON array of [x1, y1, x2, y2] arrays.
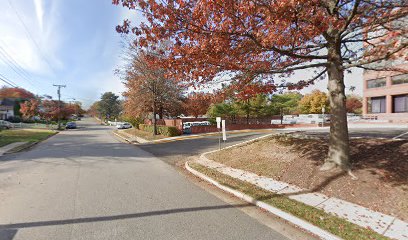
[[185, 161, 342, 240]]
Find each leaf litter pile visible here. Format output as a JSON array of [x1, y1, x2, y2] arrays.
[[208, 134, 408, 221]]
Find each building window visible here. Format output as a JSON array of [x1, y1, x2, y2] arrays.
[[367, 78, 386, 88], [369, 96, 386, 113], [391, 74, 408, 85], [393, 95, 408, 113]]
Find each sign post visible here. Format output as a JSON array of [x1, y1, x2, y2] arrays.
[[222, 120, 226, 143], [216, 117, 221, 150]]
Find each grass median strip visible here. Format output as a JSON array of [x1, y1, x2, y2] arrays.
[[118, 128, 166, 141], [189, 162, 390, 240], [0, 129, 56, 147]]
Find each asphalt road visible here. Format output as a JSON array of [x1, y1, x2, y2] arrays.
[[0, 119, 312, 240], [138, 130, 272, 165]]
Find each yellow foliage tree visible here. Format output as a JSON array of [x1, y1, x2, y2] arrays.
[[299, 90, 330, 114]]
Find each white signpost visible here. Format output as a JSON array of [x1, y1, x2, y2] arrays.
[[216, 117, 221, 128], [222, 120, 226, 141], [216, 117, 222, 149]]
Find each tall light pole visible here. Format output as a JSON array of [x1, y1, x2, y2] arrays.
[[67, 97, 77, 117], [53, 84, 66, 130]]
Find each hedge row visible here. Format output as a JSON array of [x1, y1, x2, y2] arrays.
[[121, 116, 144, 129], [139, 124, 181, 137]]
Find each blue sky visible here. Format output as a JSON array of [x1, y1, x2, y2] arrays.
[[0, 0, 363, 108], [0, 0, 140, 107]]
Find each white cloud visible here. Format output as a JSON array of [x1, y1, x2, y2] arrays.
[[0, 0, 62, 76], [33, 0, 44, 31]]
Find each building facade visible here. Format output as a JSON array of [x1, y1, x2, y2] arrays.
[[362, 62, 408, 122], [0, 98, 15, 120]]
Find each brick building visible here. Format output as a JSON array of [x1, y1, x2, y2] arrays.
[[362, 62, 408, 122]]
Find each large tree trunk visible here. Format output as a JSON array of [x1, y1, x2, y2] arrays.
[[321, 44, 350, 171]]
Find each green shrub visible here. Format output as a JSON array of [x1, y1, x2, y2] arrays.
[[122, 116, 143, 129], [139, 124, 181, 137]]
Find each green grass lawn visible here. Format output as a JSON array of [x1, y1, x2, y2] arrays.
[[0, 129, 56, 147], [120, 128, 166, 141]]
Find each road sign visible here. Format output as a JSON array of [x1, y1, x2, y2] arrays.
[[216, 117, 221, 128], [222, 120, 226, 141]]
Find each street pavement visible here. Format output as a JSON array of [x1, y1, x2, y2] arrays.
[[138, 130, 272, 165], [290, 127, 408, 139], [0, 118, 311, 240]]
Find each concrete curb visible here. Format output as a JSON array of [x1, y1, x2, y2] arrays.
[[112, 131, 137, 143], [197, 133, 408, 239], [185, 161, 342, 240]]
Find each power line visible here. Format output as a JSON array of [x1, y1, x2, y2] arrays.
[[0, 43, 55, 95], [0, 44, 34, 80], [0, 78, 15, 87], [7, 0, 58, 81], [0, 73, 18, 87], [64, 95, 98, 102], [0, 47, 37, 87]]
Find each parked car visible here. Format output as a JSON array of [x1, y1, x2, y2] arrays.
[[0, 120, 13, 129], [182, 121, 211, 133], [116, 122, 132, 129], [66, 122, 77, 129]]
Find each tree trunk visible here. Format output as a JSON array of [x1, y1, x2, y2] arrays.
[[152, 102, 157, 135], [321, 43, 350, 171], [158, 106, 163, 119]]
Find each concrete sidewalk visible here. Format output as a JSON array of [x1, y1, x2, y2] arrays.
[[0, 142, 27, 157], [196, 154, 408, 240]]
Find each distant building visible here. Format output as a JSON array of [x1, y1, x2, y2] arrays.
[[362, 62, 408, 122], [0, 98, 15, 120]]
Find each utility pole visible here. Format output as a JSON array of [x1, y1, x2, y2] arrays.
[[53, 84, 66, 130]]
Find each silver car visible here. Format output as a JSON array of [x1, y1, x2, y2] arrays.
[[116, 122, 132, 129], [0, 120, 13, 129]]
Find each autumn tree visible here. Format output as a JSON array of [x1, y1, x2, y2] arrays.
[[20, 99, 40, 120], [346, 95, 363, 114], [114, 0, 407, 170], [0, 87, 35, 99], [88, 101, 100, 117], [299, 90, 330, 114], [38, 100, 76, 122], [183, 92, 213, 118], [40, 100, 60, 121], [120, 49, 184, 135]]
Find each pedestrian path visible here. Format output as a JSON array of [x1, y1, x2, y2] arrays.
[[197, 154, 408, 240], [0, 142, 27, 157]]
